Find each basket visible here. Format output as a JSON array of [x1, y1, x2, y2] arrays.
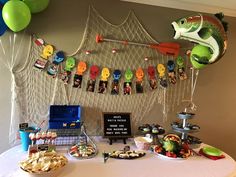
[[134, 137, 152, 150]]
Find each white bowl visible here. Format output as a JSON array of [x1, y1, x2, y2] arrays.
[[134, 137, 153, 150]]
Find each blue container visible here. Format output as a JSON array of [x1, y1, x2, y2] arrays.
[[19, 127, 40, 151], [49, 105, 81, 129]]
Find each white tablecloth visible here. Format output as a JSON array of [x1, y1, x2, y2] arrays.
[[0, 137, 236, 177]]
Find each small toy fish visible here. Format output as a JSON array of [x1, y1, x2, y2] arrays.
[[172, 13, 228, 65]]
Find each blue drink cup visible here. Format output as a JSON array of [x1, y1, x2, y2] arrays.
[[19, 127, 40, 151]]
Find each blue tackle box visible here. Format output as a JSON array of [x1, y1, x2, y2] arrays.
[[49, 105, 81, 129]]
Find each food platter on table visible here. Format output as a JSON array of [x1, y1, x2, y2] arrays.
[[155, 152, 186, 160], [68, 144, 98, 159], [152, 133, 192, 160], [19, 151, 68, 174], [104, 146, 146, 160], [109, 150, 146, 160]]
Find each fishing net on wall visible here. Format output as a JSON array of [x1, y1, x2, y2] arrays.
[[0, 7, 193, 145]]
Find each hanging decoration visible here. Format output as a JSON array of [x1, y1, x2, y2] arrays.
[[147, 66, 157, 90], [61, 57, 76, 84], [86, 65, 99, 92], [2, 0, 31, 32], [22, 0, 49, 14], [41, 44, 54, 59], [73, 61, 87, 88], [0, 0, 49, 34], [0, 0, 8, 36], [123, 68, 133, 95], [98, 67, 110, 94], [111, 70, 121, 95], [176, 56, 187, 80], [0, 7, 194, 145], [135, 67, 144, 93], [96, 34, 180, 57], [157, 64, 168, 88], [47, 51, 65, 77], [167, 60, 177, 84], [172, 13, 228, 69]]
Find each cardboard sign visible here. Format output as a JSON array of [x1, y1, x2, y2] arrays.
[[103, 113, 131, 138]]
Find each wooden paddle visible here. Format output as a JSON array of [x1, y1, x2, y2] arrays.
[[96, 34, 180, 58]]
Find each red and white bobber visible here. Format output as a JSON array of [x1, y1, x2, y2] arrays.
[[85, 50, 91, 55], [112, 48, 117, 54]]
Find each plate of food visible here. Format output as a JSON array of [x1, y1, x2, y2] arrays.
[[68, 144, 97, 159], [109, 150, 146, 160], [153, 134, 192, 160], [19, 151, 68, 175]]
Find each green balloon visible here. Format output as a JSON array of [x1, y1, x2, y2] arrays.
[[2, 0, 31, 32], [190, 45, 211, 69], [23, 0, 49, 13]]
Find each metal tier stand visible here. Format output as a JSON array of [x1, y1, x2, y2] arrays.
[[171, 112, 200, 143]]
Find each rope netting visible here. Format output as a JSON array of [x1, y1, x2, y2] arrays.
[[0, 7, 193, 145]]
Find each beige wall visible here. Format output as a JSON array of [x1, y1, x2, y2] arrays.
[[0, 0, 236, 159]]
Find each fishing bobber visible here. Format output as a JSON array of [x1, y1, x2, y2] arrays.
[[34, 38, 44, 46], [112, 48, 117, 54], [144, 57, 149, 61], [85, 50, 91, 55]]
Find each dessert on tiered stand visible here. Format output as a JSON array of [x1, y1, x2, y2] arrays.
[[171, 110, 201, 147]]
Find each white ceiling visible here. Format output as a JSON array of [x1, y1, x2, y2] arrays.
[[121, 0, 236, 17]]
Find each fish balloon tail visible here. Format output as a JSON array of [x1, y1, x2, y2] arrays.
[[215, 12, 228, 32]]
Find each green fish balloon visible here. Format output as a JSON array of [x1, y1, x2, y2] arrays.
[[172, 13, 228, 69]]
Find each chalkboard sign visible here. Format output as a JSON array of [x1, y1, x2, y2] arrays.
[[103, 113, 131, 144], [19, 123, 28, 130]]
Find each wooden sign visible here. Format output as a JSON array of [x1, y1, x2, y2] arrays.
[[103, 112, 132, 144]]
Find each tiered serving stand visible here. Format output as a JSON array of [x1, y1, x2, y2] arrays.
[[171, 112, 201, 145]]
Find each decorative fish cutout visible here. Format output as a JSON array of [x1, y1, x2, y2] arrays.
[[86, 65, 99, 92], [53, 51, 65, 65], [124, 69, 133, 95], [147, 66, 157, 90], [98, 68, 110, 94], [73, 61, 87, 88], [135, 67, 144, 93], [41, 45, 54, 59], [167, 60, 176, 84], [65, 57, 76, 72], [157, 64, 168, 88], [111, 69, 121, 95], [172, 13, 228, 66]]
